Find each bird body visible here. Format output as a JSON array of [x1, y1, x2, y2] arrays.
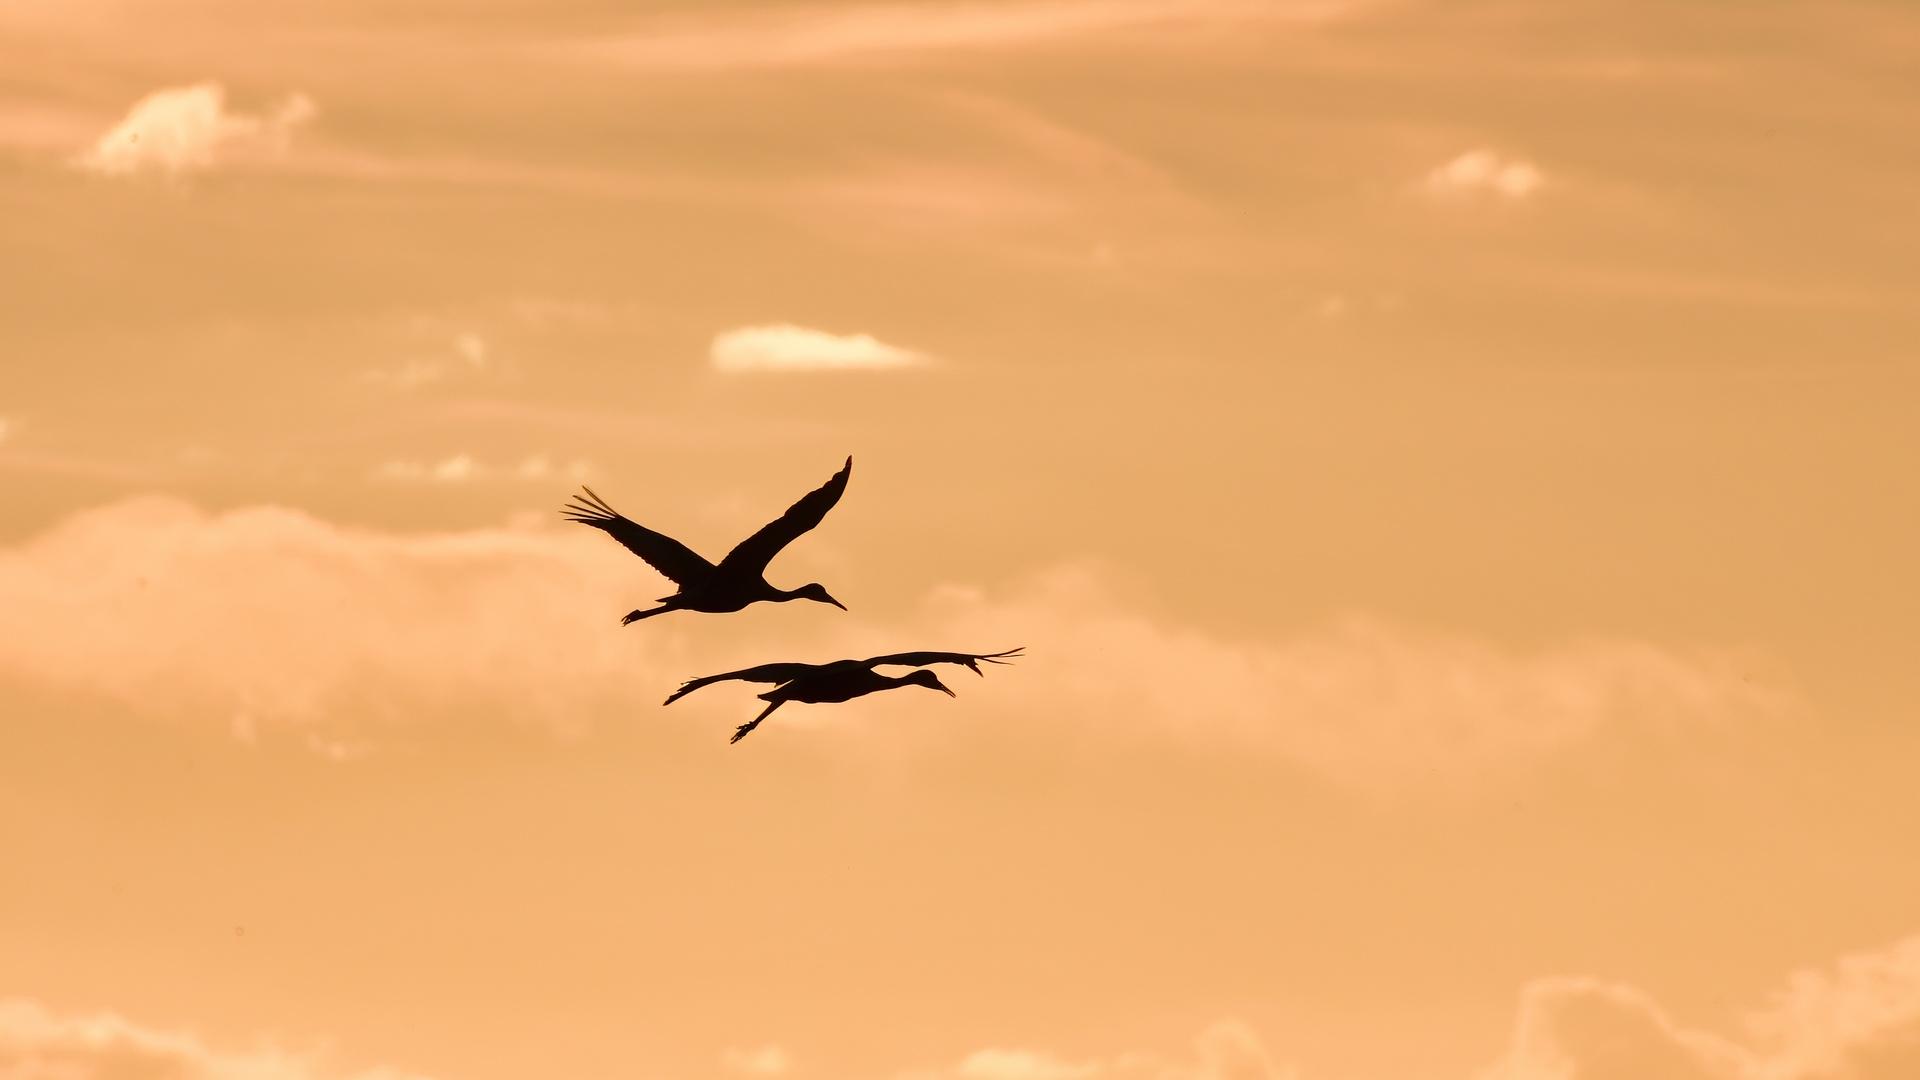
[[665, 649, 1023, 742], [563, 457, 851, 623]]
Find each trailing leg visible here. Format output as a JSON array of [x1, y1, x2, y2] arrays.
[[731, 699, 785, 744]]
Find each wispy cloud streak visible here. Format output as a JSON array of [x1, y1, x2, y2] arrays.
[[577, 0, 1353, 71]]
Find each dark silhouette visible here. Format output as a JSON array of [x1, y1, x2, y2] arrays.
[[563, 457, 851, 624], [665, 648, 1024, 743]]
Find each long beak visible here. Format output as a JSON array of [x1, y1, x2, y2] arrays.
[[825, 593, 848, 611], [935, 681, 956, 697]]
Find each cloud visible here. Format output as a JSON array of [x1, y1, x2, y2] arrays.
[[1425, 149, 1543, 199], [1478, 978, 1753, 1080], [1746, 934, 1920, 1079], [0, 996, 433, 1080], [723, 1044, 792, 1076], [0, 496, 658, 735], [580, 0, 1352, 72], [879, 565, 1784, 793], [365, 333, 496, 389], [711, 323, 932, 372], [76, 81, 314, 177], [912, 941, 1920, 1080], [0, 500, 1782, 786], [373, 454, 480, 482], [371, 454, 588, 482], [951, 1048, 1104, 1080], [1478, 934, 1920, 1080], [909, 1020, 1293, 1080]]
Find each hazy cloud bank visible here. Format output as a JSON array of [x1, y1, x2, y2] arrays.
[[0, 997, 432, 1080], [0, 498, 1783, 789], [1479, 933, 1920, 1080], [8, 931, 1913, 1080], [908, 1020, 1291, 1080], [912, 934, 1920, 1080], [891, 565, 1783, 791]]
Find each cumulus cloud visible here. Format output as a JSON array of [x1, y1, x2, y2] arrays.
[[1478, 934, 1920, 1080], [909, 1020, 1292, 1080], [723, 1044, 792, 1076], [76, 81, 315, 177], [0, 997, 432, 1080], [1425, 149, 1543, 199], [710, 323, 931, 372], [0, 496, 661, 735], [0, 500, 1782, 785]]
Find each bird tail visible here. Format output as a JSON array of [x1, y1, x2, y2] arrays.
[[731, 699, 784, 744], [560, 486, 621, 526]]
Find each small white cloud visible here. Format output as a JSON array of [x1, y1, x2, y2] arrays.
[[1425, 149, 1543, 200], [454, 332, 488, 368], [431, 454, 479, 482], [723, 1044, 792, 1076], [76, 81, 314, 177], [711, 323, 930, 372]]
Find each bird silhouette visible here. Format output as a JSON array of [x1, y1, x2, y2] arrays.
[[563, 457, 851, 624], [665, 648, 1024, 743]]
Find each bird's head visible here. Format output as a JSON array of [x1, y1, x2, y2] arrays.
[[795, 582, 846, 610], [903, 669, 956, 697]]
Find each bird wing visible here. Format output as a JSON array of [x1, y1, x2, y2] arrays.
[[714, 457, 852, 578], [663, 662, 820, 706], [562, 487, 716, 587], [862, 648, 1025, 676]]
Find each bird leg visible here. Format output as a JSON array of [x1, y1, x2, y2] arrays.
[[730, 699, 785, 744], [621, 604, 673, 625]]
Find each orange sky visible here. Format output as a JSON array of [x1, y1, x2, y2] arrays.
[[1, 1, 1916, 1078]]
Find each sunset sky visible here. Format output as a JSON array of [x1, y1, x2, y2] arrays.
[[1, 1, 1917, 1078]]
